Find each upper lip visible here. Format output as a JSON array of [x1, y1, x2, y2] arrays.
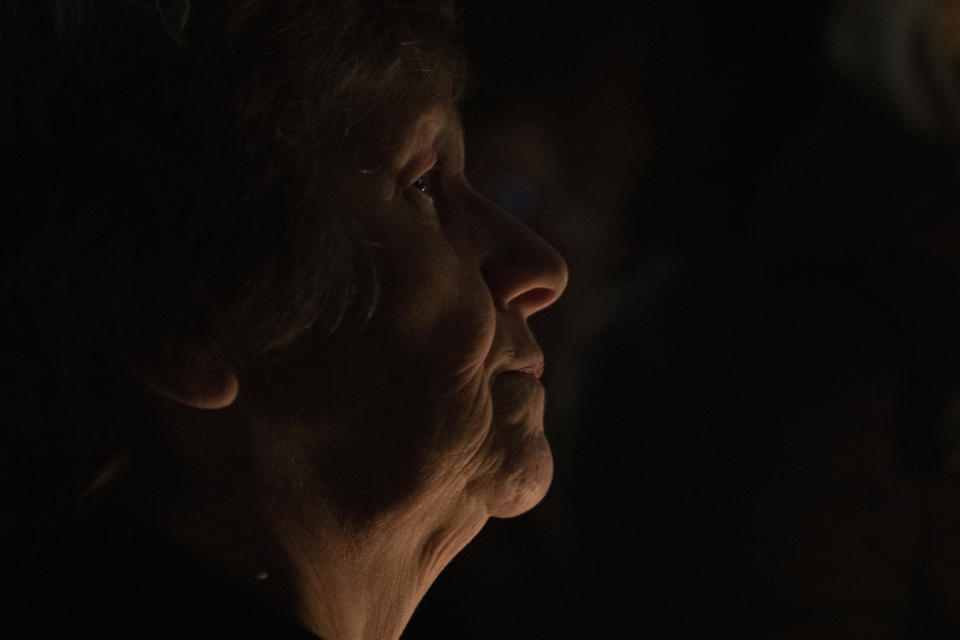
[[517, 358, 545, 378], [491, 329, 545, 379]]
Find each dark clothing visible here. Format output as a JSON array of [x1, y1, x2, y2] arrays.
[[6, 517, 320, 640]]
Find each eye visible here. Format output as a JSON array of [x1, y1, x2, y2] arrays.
[[413, 173, 429, 193], [411, 165, 442, 196]]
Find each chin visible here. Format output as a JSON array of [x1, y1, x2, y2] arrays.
[[487, 432, 554, 518]]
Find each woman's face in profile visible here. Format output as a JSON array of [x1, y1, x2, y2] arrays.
[[240, 101, 568, 530]]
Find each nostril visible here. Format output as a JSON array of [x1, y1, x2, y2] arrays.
[[508, 286, 563, 315], [471, 185, 569, 316], [482, 225, 569, 317]]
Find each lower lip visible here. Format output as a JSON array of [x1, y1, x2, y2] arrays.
[[491, 372, 544, 416]]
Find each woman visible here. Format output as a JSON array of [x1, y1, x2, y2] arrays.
[[0, 1, 568, 638]]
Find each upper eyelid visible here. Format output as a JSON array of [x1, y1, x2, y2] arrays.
[[399, 151, 438, 189]]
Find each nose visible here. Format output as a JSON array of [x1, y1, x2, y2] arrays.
[[474, 192, 569, 318]]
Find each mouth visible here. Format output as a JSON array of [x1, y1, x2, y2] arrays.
[[490, 346, 546, 405], [513, 358, 544, 379], [488, 330, 546, 380], [494, 353, 545, 380], [491, 367, 545, 421]]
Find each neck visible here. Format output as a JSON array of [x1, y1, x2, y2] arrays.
[[279, 500, 487, 640], [133, 437, 487, 640]]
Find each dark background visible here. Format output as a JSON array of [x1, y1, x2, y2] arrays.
[[405, 1, 960, 638]]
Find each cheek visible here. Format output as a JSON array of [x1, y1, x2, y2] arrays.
[[365, 228, 555, 517], [371, 229, 495, 390], [342, 232, 499, 493]]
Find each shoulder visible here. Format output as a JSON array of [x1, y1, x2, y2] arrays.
[[6, 516, 322, 640]]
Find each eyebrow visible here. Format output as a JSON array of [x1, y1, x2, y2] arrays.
[[392, 107, 447, 174]]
